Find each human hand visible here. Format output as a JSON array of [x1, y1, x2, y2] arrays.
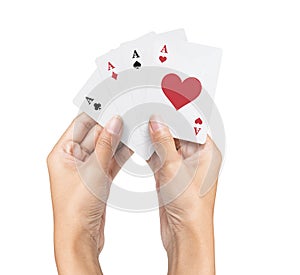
[[148, 115, 222, 275], [47, 113, 132, 275]]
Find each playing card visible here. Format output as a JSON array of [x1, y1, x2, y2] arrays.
[[145, 41, 222, 146]]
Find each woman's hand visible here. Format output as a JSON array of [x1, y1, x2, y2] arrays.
[[148, 115, 222, 275], [47, 113, 132, 275]]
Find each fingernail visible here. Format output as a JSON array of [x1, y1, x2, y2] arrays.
[[106, 115, 122, 135], [150, 114, 165, 132]]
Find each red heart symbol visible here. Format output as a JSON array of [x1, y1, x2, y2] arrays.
[[195, 117, 202, 125], [159, 56, 167, 63], [161, 73, 202, 110]]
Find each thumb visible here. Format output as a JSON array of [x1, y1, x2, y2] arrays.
[[95, 115, 123, 172], [148, 114, 178, 165]]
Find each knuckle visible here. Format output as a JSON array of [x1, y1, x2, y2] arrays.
[[75, 119, 94, 132], [154, 132, 173, 145], [163, 158, 180, 172], [46, 154, 52, 166], [46, 150, 55, 166], [97, 134, 113, 151]]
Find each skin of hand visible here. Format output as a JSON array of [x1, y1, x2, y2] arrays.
[[47, 113, 132, 275], [148, 114, 222, 275]]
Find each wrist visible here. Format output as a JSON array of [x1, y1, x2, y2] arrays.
[[54, 229, 102, 275], [167, 220, 215, 275]]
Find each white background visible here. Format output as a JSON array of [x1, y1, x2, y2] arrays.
[[1, 0, 300, 274]]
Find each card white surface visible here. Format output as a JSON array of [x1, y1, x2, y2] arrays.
[[73, 30, 220, 160]]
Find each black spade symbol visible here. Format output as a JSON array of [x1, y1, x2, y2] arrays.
[[133, 60, 141, 69], [94, 103, 101, 110]]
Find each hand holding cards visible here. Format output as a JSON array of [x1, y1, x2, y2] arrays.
[[73, 29, 222, 160]]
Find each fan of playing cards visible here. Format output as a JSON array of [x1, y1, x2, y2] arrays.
[[73, 29, 222, 160]]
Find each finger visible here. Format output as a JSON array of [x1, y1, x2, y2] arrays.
[[205, 135, 219, 150], [193, 135, 222, 194], [95, 115, 123, 173], [80, 124, 103, 154], [110, 144, 134, 178], [57, 113, 96, 146], [148, 114, 179, 164]]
